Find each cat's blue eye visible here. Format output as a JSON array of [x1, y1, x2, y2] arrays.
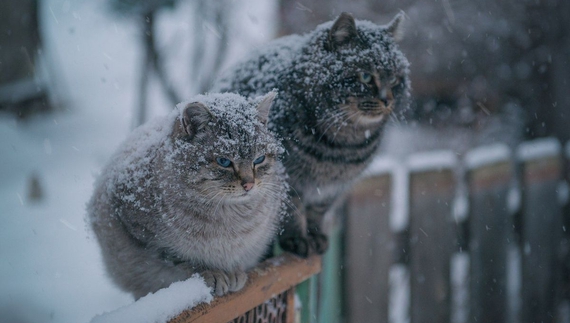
[[253, 155, 265, 165], [358, 72, 373, 84], [216, 157, 232, 167]]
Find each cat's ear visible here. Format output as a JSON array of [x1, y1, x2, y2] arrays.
[[256, 91, 276, 125], [180, 102, 213, 140], [328, 12, 358, 50], [386, 11, 406, 42]]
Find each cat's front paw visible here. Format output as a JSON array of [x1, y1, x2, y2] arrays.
[[227, 270, 247, 292], [308, 231, 329, 255], [279, 232, 329, 257], [279, 235, 310, 258], [201, 269, 247, 296]]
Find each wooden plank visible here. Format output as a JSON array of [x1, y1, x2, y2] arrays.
[[169, 254, 321, 323], [467, 159, 513, 323], [345, 174, 394, 323], [408, 167, 456, 323], [518, 139, 564, 323]]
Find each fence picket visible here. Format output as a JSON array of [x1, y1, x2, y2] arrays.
[[562, 141, 570, 312], [408, 152, 457, 323], [345, 171, 394, 323], [465, 144, 513, 323], [517, 138, 564, 323]]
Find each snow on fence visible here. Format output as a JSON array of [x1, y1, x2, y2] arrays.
[[344, 138, 570, 323]]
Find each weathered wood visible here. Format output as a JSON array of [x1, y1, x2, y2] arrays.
[[169, 254, 321, 323], [518, 140, 564, 323], [344, 174, 394, 323], [467, 160, 513, 323], [409, 168, 456, 323]]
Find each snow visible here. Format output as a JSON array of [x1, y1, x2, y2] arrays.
[[390, 164, 409, 232], [389, 264, 410, 323], [506, 246, 522, 323], [90, 275, 212, 323], [362, 157, 409, 232], [406, 150, 458, 173], [507, 186, 522, 214], [0, 0, 277, 322], [364, 156, 398, 176], [566, 141, 570, 159], [450, 252, 469, 323], [464, 143, 511, 170], [452, 193, 469, 223], [516, 137, 561, 161]]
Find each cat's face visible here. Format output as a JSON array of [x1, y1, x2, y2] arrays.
[[299, 13, 410, 129], [170, 93, 284, 203]]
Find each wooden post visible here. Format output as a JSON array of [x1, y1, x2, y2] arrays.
[[465, 144, 513, 323], [517, 138, 564, 323], [344, 158, 396, 323], [408, 151, 457, 323]]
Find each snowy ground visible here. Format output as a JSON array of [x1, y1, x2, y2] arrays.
[[0, 1, 275, 322]]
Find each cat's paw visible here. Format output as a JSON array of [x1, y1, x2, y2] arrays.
[[308, 231, 329, 255], [201, 269, 247, 296], [201, 270, 230, 296], [227, 270, 247, 292], [279, 233, 329, 257], [279, 236, 310, 258]]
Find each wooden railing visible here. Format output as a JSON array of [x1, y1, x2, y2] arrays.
[[169, 254, 321, 323]]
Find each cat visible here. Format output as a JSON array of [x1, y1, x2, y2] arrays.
[[211, 12, 410, 257], [87, 92, 287, 299]]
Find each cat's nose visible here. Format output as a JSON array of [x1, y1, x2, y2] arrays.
[[242, 182, 255, 191], [379, 87, 393, 104]]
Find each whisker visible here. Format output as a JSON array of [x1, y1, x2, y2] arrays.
[[316, 110, 350, 143]]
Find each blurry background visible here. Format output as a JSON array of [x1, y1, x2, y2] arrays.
[[0, 0, 569, 322]]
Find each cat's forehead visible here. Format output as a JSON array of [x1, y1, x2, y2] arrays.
[[210, 125, 278, 160], [308, 21, 408, 75]]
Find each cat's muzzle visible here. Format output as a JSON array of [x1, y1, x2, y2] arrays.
[[358, 100, 393, 115]]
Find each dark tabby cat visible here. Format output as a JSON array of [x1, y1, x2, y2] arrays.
[[88, 92, 287, 299], [212, 12, 411, 256]]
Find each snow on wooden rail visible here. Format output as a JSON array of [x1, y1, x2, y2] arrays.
[[170, 254, 321, 323]]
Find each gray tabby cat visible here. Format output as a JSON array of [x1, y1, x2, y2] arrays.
[[87, 92, 287, 299], [212, 12, 410, 257]]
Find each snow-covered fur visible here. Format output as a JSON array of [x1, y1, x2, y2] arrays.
[[212, 12, 410, 256], [87, 92, 287, 299]]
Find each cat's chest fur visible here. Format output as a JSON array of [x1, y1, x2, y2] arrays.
[[160, 202, 277, 271]]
